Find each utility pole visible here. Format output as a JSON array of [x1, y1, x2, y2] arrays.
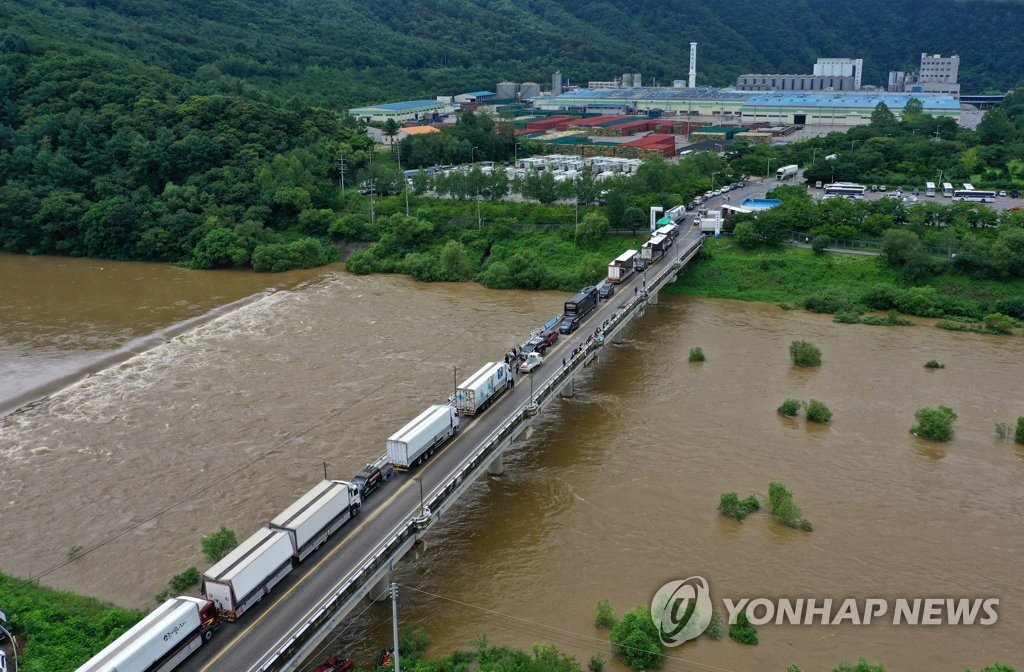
[[397, 143, 410, 216], [368, 150, 376, 224], [390, 582, 401, 672], [337, 155, 346, 192]]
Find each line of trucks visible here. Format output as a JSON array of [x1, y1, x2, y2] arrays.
[[75, 225, 691, 672]]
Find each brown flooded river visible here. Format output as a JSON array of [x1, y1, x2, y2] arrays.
[[1, 254, 1022, 671]]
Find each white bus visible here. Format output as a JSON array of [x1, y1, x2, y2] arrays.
[[925, 182, 936, 197], [952, 189, 996, 203], [962, 183, 975, 191], [942, 182, 954, 197], [823, 182, 867, 198]]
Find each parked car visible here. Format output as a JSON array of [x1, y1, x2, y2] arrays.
[[559, 314, 582, 334], [520, 336, 547, 359], [1012, 189, 1020, 198], [518, 352, 544, 373], [634, 257, 649, 272], [538, 328, 559, 349], [597, 280, 614, 300], [879, 185, 887, 192], [870, 185, 878, 192], [999, 190, 1007, 197]]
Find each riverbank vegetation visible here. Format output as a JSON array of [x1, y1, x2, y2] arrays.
[[688, 347, 706, 362], [911, 406, 958, 442], [768, 482, 813, 532], [728, 612, 758, 645], [789, 341, 822, 367], [607, 606, 662, 671], [719, 493, 761, 520], [0, 571, 143, 672]]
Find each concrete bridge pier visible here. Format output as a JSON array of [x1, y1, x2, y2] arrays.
[[559, 375, 575, 398], [371, 571, 393, 602], [487, 452, 504, 475], [647, 289, 659, 305]]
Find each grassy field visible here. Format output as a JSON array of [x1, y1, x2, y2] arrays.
[[0, 572, 143, 672], [666, 238, 1024, 313], [665, 239, 899, 304]]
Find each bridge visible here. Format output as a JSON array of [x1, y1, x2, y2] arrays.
[[960, 94, 1006, 109], [179, 226, 704, 672]]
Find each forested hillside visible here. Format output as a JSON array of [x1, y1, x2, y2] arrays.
[[4, 0, 1023, 108], [2, 0, 1023, 270]]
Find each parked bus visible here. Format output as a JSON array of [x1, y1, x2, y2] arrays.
[[952, 189, 996, 203], [962, 183, 975, 191], [942, 182, 954, 197], [925, 182, 936, 197], [823, 182, 866, 198]]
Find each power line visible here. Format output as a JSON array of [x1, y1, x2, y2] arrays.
[[397, 584, 745, 672], [294, 584, 391, 672]]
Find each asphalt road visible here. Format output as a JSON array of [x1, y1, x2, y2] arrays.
[[178, 227, 695, 672]]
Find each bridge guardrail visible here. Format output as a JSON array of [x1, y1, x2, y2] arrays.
[[260, 235, 703, 672]]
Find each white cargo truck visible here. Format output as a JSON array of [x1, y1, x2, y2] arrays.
[[455, 362, 510, 416], [75, 596, 218, 672], [202, 527, 294, 620], [607, 249, 638, 284], [640, 233, 668, 261], [269, 479, 361, 562], [775, 164, 798, 180], [387, 404, 461, 469]]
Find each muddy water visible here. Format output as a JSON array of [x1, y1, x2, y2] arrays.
[[1, 258, 1022, 671]]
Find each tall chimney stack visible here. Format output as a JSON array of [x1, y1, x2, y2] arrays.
[[688, 42, 697, 88]]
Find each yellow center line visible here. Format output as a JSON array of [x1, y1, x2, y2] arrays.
[[204, 241, 682, 669], [201, 405, 484, 670]]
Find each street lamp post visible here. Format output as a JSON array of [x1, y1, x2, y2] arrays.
[[764, 158, 773, 198], [711, 171, 718, 194]]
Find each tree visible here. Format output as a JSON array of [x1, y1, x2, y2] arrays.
[[382, 118, 400, 145], [902, 97, 926, 123], [811, 234, 830, 253], [976, 107, 1014, 145], [870, 102, 897, 129], [576, 211, 609, 247], [911, 406, 957, 442], [202, 526, 238, 563], [789, 340, 821, 367], [728, 611, 758, 645], [733, 220, 760, 248], [609, 605, 662, 671], [880, 229, 922, 268], [805, 399, 833, 423]]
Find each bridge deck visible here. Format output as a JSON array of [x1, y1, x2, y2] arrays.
[[178, 227, 704, 672]]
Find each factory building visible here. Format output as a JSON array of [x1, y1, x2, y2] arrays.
[[736, 74, 857, 92], [348, 99, 452, 123], [536, 88, 959, 126], [738, 57, 863, 92], [888, 53, 961, 98]]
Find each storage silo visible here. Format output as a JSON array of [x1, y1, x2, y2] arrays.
[[496, 81, 519, 100], [520, 82, 541, 99]]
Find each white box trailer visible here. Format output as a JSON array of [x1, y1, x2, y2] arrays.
[[607, 249, 638, 284], [455, 362, 509, 416], [269, 480, 360, 562], [75, 596, 218, 672], [387, 404, 461, 469], [640, 233, 668, 260], [203, 528, 294, 620], [666, 205, 687, 223]]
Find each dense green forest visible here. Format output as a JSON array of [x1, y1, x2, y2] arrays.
[[2, 0, 1024, 271], [4, 0, 1024, 103]]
